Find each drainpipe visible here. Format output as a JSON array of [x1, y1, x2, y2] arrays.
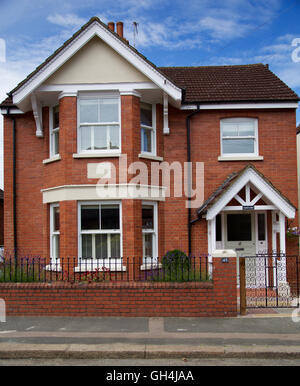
[[186, 104, 200, 256], [6, 106, 17, 266]]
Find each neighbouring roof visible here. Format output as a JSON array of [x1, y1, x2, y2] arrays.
[[159, 64, 300, 104], [0, 190, 3, 200], [297, 124, 300, 134], [197, 164, 296, 217], [1, 18, 299, 108]]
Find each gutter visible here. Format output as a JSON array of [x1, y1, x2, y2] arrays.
[[6, 106, 18, 266], [186, 104, 200, 256]]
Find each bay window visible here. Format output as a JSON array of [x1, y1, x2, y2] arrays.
[[50, 203, 60, 260], [141, 102, 156, 155], [79, 202, 121, 261], [220, 118, 258, 157], [78, 94, 120, 153], [142, 203, 157, 263]]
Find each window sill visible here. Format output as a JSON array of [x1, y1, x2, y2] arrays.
[[140, 263, 162, 271], [73, 153, 121, 159], [138, 153, 163, 162], [43, 155, 61, 164], [218, 155, 264, 161]]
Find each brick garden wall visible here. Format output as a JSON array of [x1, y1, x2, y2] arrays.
[[0, 257, 237, 317]]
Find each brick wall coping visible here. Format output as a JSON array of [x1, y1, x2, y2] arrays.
[[0, 281, 213, 289]]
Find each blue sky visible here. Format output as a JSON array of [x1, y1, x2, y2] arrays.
[[0, 0, 300, 188]]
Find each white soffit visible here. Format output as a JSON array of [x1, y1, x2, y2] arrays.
[[12, 21, 182, 106]]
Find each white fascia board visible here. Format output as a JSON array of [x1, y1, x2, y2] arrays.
[[181, 102, 299, 110], [12, 22, 182, 105], [1, 108, 24, 115], [206, 168, 295, 220]]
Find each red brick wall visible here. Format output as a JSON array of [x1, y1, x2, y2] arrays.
[[3, 101, 298, 259], [0, 257, 237, 317]]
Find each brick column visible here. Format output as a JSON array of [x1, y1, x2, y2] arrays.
[[59, 200, 78, 279], [212, 250, 238, 317]]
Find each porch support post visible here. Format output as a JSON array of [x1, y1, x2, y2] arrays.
[[211, 216, 216, 253], [271, 211, 277, 254], [279, 211, 287, 285]]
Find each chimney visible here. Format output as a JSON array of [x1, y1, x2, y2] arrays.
[[116, 22, 124, 38], [108, 22, 115, 32]]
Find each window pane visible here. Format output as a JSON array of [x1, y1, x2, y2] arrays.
[[110, 234, 120, 258], [238, 122, 255, 136], [222, 124, 237, 137], [140, 102, 152, 127], [53, 206, 60, 232], [52, 234, 60, 259], [101, 205, 120, 230], [53, 105, 59, 128], [142, 206, 154, 229], [144, 233, 153, 257], [53, 131, 59, 155], [109, 125, 120, 149], [223, 139, 254, 154], [82, 234, 93, 258], [227, 214, 252, 241], [142, 128, 152, 153], [81, 206, 99, 230], [80, 126, 92, 151], [94, 126, 107, 150], [216, 214, 222, 242], [80, 99, 98, 123], [100, 98, 119, 122], [258, 213, 266, 241], [95, 234, 108, 259]]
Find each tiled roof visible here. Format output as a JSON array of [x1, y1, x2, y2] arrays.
[[297, 124, 300, 134], [197, 164, 296, 217], [159, 64, 300, 103], [0, 189, 3, 200]]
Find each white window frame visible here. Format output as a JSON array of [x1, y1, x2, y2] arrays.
[[50, 203, 60, 261], [49, 105, 60, 158], [220, 118, 259, 157], [142, 201, 158, 263], [78, 201, 123, 267], [77, 92, 121, 154], [141, 103, 156, 156]]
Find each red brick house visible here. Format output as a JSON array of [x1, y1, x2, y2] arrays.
[[0, 17, 299, 276]]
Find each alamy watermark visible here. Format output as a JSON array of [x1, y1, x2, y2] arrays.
[[0, 299, 5, 323], [94, 155, 205, 208], [0, 38, 6, 63], [292, 38, 300, 63]]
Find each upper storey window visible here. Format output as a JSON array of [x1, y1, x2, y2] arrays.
[[141, 102, 156, 155], [78, 94, 120, 153], [50, 105, 59, 157], [220, 118, 258, 157]]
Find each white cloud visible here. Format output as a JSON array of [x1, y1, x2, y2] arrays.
[[47, 13, 86, 27]]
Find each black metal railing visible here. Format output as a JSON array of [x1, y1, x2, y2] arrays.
[[0, 256, 212, 283]]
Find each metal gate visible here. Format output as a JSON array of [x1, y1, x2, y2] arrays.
[[240, 254, 300, 309]]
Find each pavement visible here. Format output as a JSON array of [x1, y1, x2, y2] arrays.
[[0, 309, 300, 359]]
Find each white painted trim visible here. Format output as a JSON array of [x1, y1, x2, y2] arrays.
[[119, 90, 141, 98], [31, 93, 43, 137], [212, 250, 237, 258], [163, 92, 170, 135], [58, 91, 77, 99], [43, 155, 61, 164], [73, 152, 121, 158], [37, 82, 159, 93], [0, 108, 24, 115], [206, 167, 296, 220], [222, 205, 277, 211], [41, 184, 166, 203], [12, 21, 182, 104], [218, 156, 264, 161], [138, 154, 163, 162], [181, 103, 299, 110]]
